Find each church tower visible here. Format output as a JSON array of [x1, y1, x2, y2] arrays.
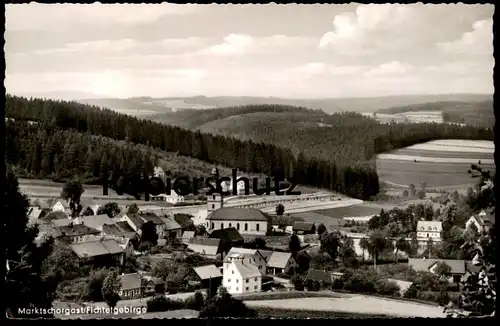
[[207, 193, 223, 214]]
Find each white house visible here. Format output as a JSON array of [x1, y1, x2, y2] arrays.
[[193, 209, 209, 227], [207, 207, 272, 236], [265, 251, 298, 275], [416, 221, 443, 241], [52, 199, 71, 215], [465, 210, 495, 233], [226, 247, 267, 275], [222, 253, 262, 295], [150, 192, 185, 204]]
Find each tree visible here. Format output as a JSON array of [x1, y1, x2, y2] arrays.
[[5, 170, 56, 318], [417, 190, 426, 200], [402, 189, 409, 197], [316, 223, 327, 236], [409, 184, 416, 197], [320, 231, 341, 261], [127, 203, 139, 214], [101, 270, 121, 308], [42, 243, 81, 282], [275, 204, 285, 216], [289, 234, 301, 257], [61, 179, 84, 217], [97, 202, 121, 218], [394, 237, 408, 263], [338, 237, 358, 268], [141, 221, 159, 246], [359, 237, 369, 262], [366, 231, 389, 271], [254, 237, 266, 249], [199, 287, 256, 317], [184, 291, 205, 310], [84, 268, 108, 301], [82, 206, 95, 216], [434, 262, 451, 280]]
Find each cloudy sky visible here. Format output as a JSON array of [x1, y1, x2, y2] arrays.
[[5, 3, 494, 99]]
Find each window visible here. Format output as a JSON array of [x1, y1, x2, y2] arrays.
[[245, 223, 248, 231], [232, 270, 234, 274], [236, 279, 239, 283], [246, 279, 249, 283], [212, 204, 215, 209], [213, 195, 216, 200], [237, 223, 240, 230], [221, 223, 224, 229], [228, 279, 231, 282], [254, 286, 257, 290], [246, 287, 249, 291], [236, 287, 238, 291], [256, 224, 259, 231], [229, 223, 232, 227], [259, 265, 262, 269], [211, 223, 214, 229], [254, 278, 257, 281]]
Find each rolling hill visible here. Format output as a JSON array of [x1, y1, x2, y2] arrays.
[[376, 100, 494, 128]]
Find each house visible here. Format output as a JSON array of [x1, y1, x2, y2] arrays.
[[52, 198, 71, 214], [304, 269, 330, 285], [118, 273, 146, 299], [209, 227, 245, 255], [174, 214, 195, 230], [181, 231, 196, 245], [185, 264, 223, 290], [408, 258, 466, 283], [187, 237, 224, 260], [161, 216, 183, 240], [466, 210, 495, 233], [74, 214, 115, 231], [101, 223, 137, 241], [266, 251, 297, 276], [53, 223, 102, 243], [45, 211, 70, 221], [28, 207, 47, 221], [207, 206, 272, 236], [69, 238, 124, 265], [416, 221, 443, 242], [193, 209, 209, 227], [226, 248, 267, 275], [117, 238, 135, 258], [116, 221, 138, 236], [120, 214, 145, 233], [139, 212, 167, 237], [150, 192, 185, 204], [293, 222, 316, 235], [222, 253, 262, 294]]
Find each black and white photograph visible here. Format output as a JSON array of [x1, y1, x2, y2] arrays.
[[4, 2, 496, 319]]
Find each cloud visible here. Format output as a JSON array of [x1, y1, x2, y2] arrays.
[[437, 19, 492, 55], [364, 61, 414, 77], [5, 3, 198, 31], [199, 34, 317, 56], [289, 62, 367, 77], [32, 39, 138, 55]]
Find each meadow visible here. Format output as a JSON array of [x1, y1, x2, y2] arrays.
[[376, 139, 495, 191]]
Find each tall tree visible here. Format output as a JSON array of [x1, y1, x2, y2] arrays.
[[288, 234, 301, 257], [60, 179, 84, 217], [5, 169, 56, 318], [275, 204, 285, 216], [101, 270, 121, 308]]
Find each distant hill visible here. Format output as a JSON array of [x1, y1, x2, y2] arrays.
[[77, 98, 174, 116], [376, 100, 494, 128]]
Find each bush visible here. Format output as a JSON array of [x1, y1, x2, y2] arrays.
[[146, 296, 184, 312], [374, 279, 400, 297], [331, 279, 344, 290], [184, 291, 205, 311]]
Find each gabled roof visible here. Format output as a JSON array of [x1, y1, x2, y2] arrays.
[[189, 237, 221, 247], [126, 214, 146, 228], [75, 214, 114, 230], [187, 238, 221, 256], [232, 260, 262, 279], [29, 207, 44, 220], [174, 214, 195, 228], [140, 212, 165, 225], [116, 221, 136, 233], [53, 198, 70, 208], [267, 251, 293, 269], [161, 217, 182, 230], [417, 221, 443, 232], [45, 211, 70, 220], [119, 273, 142, 291], [293, 221, 316, 232], [70, 239, 123, 258], [55, 224, 101, 237], [305, 269, 329, 283], [207, 207, 271, 222], [258, 249, 273, 262], [102, 224, 136, 239], [193, 264, 223, 280], [409, 258, 466, 274], [209, 227, 244, 243]]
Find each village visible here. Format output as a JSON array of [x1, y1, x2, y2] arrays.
[[19, 164, 495, 318]]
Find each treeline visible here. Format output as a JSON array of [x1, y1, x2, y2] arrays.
[[5, 96, 379, 199]]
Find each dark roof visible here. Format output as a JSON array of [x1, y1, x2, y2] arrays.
[[44, 211, 70, 220], [174, 214, 194, 228], [305, 269, 329, 283], [140, 212, 164, 225], [120, 273, 142, 291], [162, 217, 182, 230], [126, 214, 145, 228], [55, 224, 101, 237], [116, 221, 136, 233], [293, 221, 316, 232], [272, 215, 304, 226], [207, 207, 271, 222], [209, 227, 244, 243], [70, 239, 123, 258], [189, 237, 221, 247]]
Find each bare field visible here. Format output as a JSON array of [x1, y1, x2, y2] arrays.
[[244, 296, 446, 318]]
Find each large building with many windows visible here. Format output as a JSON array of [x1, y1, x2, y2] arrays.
[[207, 206, 272, 236]]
